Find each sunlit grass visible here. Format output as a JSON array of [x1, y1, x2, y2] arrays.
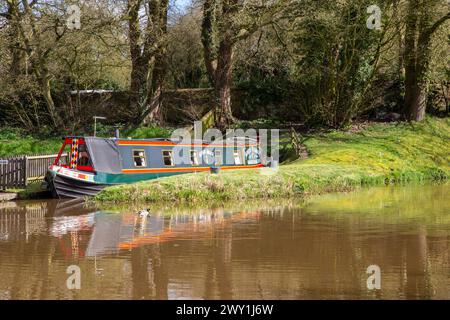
[[0, 127, 62, 157]]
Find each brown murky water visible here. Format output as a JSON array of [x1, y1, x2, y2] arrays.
[[0, 183, 449, 300]]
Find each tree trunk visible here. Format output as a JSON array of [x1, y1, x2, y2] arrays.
[[127, 0, 169, 125], [406, 83, 427, 121], [129, 58, 149, 123], [142, 54, 166, 125], [393, 0, 404, 81], [128, 0, 147, 123], [214, 38, 235, 130], [6, 1, 26, 76], [200, 0, 241, 130], [409, 34, 431, 122], [201, 0, 217, 86], [404, 0, 449, 121], [142, 0, 168, 125], [40, 72, 60, 128], [404, 0, 420, 120]]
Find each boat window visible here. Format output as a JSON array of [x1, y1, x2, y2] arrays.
[[214, 150, 222, 165], [133, 149, 147, 167], [162, 150, 173, 166], [77, 144, 91, 167], [233, 149, 243, 165], [190, 150, 199, 166]]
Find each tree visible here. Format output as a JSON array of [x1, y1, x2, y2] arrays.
[[0, 0, 449, 133], [127, 0, 169, 125], [404, 0, 450, 121], [2, 0, 68, 127], [201, 0, 285, 130], [286, 0, 394, 127], [0, 0, 127, 130], [165, 8, 206, 88]]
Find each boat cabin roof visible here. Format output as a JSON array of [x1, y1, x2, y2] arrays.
[[62, 136, 258, 145], [56, 135, 261, 175]]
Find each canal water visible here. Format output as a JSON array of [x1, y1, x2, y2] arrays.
[[0, 183, 449, 300]]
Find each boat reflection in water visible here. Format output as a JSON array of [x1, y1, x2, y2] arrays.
[[47, 202, 261, 259], [1, 199, 263, 299]]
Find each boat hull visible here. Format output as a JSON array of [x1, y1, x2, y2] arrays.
[[50, 173, 108, 199], [44, 163, 265, 199]]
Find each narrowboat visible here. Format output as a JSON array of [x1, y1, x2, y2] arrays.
[[43, 136, 264, 198]]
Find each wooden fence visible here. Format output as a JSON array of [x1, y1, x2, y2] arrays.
[[0, 154, 67, 190], [0, 157, 26, 190]]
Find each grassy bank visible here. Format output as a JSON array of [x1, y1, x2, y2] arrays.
[[0, 128, 61, 157], [95, 117, 450, 204], [0, 182, 48, 201]]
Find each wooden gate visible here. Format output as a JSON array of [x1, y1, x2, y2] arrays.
[[0, 157, 26, 190], [0, 154, 67, 190]]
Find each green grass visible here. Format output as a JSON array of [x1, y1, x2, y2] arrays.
[[122, 125, 173, 139], [0, 128, 62, 157], [95, 117, 450, 204], [16, 182, 47, 199], [0, 182, 46, 200]]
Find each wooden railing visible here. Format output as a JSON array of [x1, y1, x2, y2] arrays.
[[0, 157, 26, 190], [0, 154, 67, 190], [26, 154, 67, 182]]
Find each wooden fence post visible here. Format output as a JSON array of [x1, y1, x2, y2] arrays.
[[23, 156, 28, 188], [0, 159, 5, 191]]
